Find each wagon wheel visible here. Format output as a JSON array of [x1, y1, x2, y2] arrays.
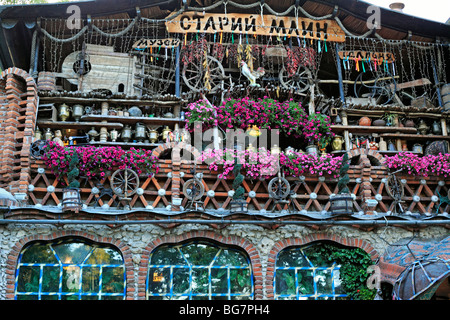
[[182, 55, 225, 93], [268, 177, 291, 200], [182, 179, 205, 201], [30, 140, 49, 159], [386, 175, 405, 201], [279, 65, 312, 93], [110, 168, 139, 198], [354, 71, 397, 105]]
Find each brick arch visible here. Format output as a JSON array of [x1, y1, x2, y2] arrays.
[[346, 148, 386, 165], [151, 141, 202, 161], [4, 230, 135, 300], [137, 230, 263, 300], [0, 67, 35, 84], [265, 233, 379, 299]]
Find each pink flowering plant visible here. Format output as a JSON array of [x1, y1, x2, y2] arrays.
[[302, 112, 335, 150], [200, 147, 343, 179], [384, 152, 450, 177], [280, 151, 343, 178], [200, 147, 279, 179], [42, 142, 159, 184]]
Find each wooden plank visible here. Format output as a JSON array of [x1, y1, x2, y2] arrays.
[[166, 11, 346, 42], [338, 50, 395, 63], [331, 125, 417, 134]]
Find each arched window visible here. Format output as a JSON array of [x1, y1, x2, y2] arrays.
[[147, 241, 253, 300], [274, 242, 353, 300], [15, 238, 126, 300]]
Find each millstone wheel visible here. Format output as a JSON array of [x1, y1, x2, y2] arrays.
[[30, 140, 50, 159], [279, 65, 312, 93], [183, 179, 205, 201], [182, 55, 225, 93], [268, 177, 291, 200], [110, 168, 139, 198]]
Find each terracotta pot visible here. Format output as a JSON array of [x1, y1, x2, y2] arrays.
[[358, 116, 372, 126]]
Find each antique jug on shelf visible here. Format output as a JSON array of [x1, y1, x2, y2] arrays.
[[34, 127, 42, 140], [148, 128, 159, 143], [72, 104, 84, 122], [121, 125, 133, 142], [418, 119, 429, 135], [135, 123, 147, 142], [331, 135, 344, 151], [404, 119, 415, 127], [44, 128, 53, 140], [432, 120, 442, 135], [161, 126, 172, 142], [99, 127, 109, 142], [101, 102, 109, 116], [388, 140, 396, 151], [58, 103, 71, 121], [110, 129, 120, 142], [87, 127, 99, 142], [379, 137, 387, 151], [284, 146, 296, 156]]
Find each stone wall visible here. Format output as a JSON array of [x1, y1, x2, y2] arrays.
[[1, 223, 448, 300]]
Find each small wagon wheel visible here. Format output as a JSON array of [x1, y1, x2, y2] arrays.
[[182, 55, 225, 93], [279, 65, 312, 92], [386, 175, 405, 201], [268, 177, 291, 200], [110, 168, 140, 198], [30, 140, 50, 160], [182, 179, 205, 201]]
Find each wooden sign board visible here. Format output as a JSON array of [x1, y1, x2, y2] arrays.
[[133, 38, 181, 49], [338, 51, 395, 63], [165, 11, 345, 42]]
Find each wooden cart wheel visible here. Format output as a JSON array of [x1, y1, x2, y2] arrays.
[[268, 177, 291, 200], [386, 175, 405, 201], [279, 65, 312, 92], [30, 140, 50, 160], [183, 179, 205, 201], [110, 168, 139, 198], [182, 55, 225, 93]]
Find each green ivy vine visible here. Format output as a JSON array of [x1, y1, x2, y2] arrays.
[[305, 243, 376, 300]]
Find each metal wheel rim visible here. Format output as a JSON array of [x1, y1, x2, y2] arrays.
[[183, 179, 205, 200], [386, 175, 404, 200], [268, 177, 291, 200]]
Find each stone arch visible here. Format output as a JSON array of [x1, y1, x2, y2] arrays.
[[265, 233, 379, 299], [346, 148, 386, 166], [151, 141, 202, 163], [5, 230, 135, 300], [137, 230, 263, 300]]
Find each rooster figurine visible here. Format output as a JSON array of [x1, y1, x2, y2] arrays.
[[240, 60, 265, 87]]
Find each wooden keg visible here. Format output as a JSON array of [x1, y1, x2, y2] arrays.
[[62, 188, 82, 212], [37, 72, 56, 91]]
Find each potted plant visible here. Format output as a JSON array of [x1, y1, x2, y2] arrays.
[[329, 153, 353, 214], [302, 113, 334, 155], [62, 152, 82, 212]]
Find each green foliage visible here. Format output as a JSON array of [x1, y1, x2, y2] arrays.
[[232, 161, 245, 200], [306, 243, 376, 300], [337, 153, 350, 194], [67, 153, 80, 189]]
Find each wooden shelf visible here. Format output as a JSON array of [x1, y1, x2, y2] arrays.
[[379, 133, 450, 140], [331, 125, 418, 134], [330, 150, 422, 155], [343, 109, 448, 119], [37, 120, 123, 130], [80, 115, 183, 126], [88, 141, 163, 148], [38, 96, 184, 106]]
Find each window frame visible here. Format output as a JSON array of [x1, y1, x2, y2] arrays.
[[14, 238, 126, 300], [273, 244, 348, 300], [146, 240, 254, 300]]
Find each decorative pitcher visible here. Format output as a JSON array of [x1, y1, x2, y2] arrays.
[[58, 103, 71, 121], [135, 123, 147, 142], [72, 104, 84, 122], [121, 125, 133, 142], [331, 136, 344, 151]]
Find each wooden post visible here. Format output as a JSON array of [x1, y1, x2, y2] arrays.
[[309, 84, 315, 115], [340, 110, 350, 150], [335, 44, 346, 108]]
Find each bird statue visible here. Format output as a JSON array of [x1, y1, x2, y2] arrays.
[[240, 60, 265, 87]]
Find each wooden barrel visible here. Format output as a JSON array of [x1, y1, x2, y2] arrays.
[[62, 188, 82, 212], [442, 84, 450, 110], [37, 72, 56, 91]]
